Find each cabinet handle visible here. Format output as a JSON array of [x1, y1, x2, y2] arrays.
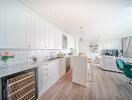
[[27, 44, 31, 47], [43, 68, 48, 70]]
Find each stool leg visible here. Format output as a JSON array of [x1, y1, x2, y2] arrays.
[[122, 75, 126, 86], [129, 79, 132, 85], [122, 74, 128, 86]]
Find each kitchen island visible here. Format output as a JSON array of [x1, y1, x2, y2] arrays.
[[71, 56, 89, 87]]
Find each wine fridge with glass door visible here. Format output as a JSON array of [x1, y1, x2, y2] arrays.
[[2, 68, 38, 100]]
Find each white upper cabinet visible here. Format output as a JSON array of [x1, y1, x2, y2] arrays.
[[57, 32, 62, 49], [5, 1, 29, 48], [48, 27, 54, 49], [59, 33, 63, 49], [47, 26, 63, 49], [53, 32, 57, 49], [1, 0, 64, 49], [53, 28, 62, 49], [0, 0, 5, 48], [54, 29, 62, 49], [48, 26, 58, 49], [43, 23, 49, 49], [31, 17, 45, 49]]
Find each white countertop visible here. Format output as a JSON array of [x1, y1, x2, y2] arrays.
[[0, 61, 44, 78], [0, 56, 72, 78]]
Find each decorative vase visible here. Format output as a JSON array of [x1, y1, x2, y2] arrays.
[[3, 60, 8, 65], [0, 60, 8, 70], [0, 52, 15, 69]]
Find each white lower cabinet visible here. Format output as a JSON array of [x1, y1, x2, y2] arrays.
[[58, 58, 66, 78], [38, 66, 43, 96], [38, 64, 49, 96], [38, 58, 66, 97]]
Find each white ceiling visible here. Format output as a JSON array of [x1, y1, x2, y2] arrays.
[[17, 0, 132, 40]]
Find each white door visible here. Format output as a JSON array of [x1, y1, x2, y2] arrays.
[[6, 2, 28, 48], [0, 0, 5, 48]]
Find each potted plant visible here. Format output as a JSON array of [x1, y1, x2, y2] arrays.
[[0, 52, 15, 65]]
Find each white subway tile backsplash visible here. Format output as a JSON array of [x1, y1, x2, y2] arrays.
[[0, 49, 70, 66]]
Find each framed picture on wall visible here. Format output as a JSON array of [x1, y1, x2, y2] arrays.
[[89, 42, 98, 53]]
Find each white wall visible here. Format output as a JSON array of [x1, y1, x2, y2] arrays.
[[78, 38, 122, 60], [99, 39, 122, 51]]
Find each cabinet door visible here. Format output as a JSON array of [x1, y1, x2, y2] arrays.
[[38, 65, 49, 96], [0, 0, 5, 48], [53, 32, 58, 49], [41, 65, 48, 93], [54, 29, 62, 49], [62, 58, 66, 76], [42, 63, 55, 91], [58, 59, 66, 78], [31, 18, 45, 49], [43, 24, 49, 49], [6, 2, 28, 48], [48, 61, 58, 86], [48, 27, 54, 49], [58, 32, 62, 49], [48, 62, 54, 86], [53, 61, 59, 81]]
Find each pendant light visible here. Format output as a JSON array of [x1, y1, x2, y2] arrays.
[[79, 26, 84, 45]]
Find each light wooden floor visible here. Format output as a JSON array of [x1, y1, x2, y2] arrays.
[[38, 64, 132, 100]]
